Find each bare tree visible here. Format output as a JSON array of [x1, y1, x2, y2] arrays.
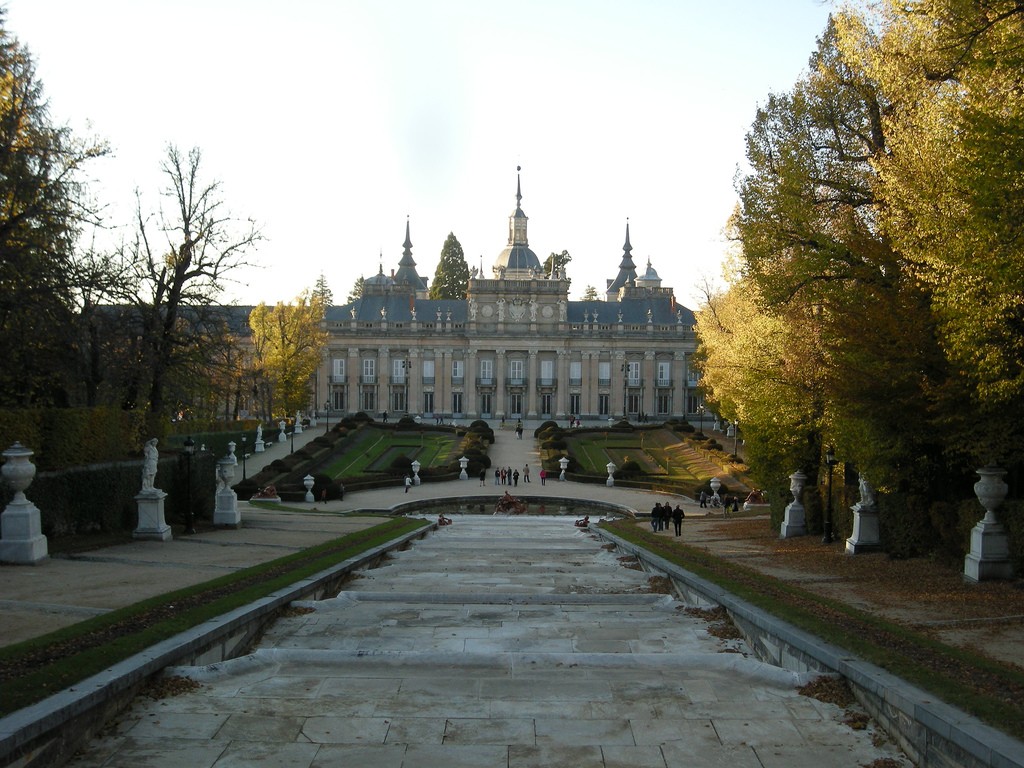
[[126, 145, 262, 423]]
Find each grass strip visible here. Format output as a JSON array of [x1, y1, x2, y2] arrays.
[[604, 519, 1024, 741], [0, 516, 429, 717]]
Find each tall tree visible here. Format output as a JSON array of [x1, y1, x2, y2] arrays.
[[347, 275, 365, 303], [581, 285, 598, 301], [314, 272, 333, 307], [248, 291, 327, 416], [855, 0, 1024, 465], [429, 233, 469, 299], [0, 12, 108, 405], [124, 145, 261, 426]]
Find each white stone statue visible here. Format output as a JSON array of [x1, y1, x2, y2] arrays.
[[529, 299, 538, 321], [496, 298, 505, 321], [350, 307, 357, 319], [559, 300, 567, 321], [411, 306, 417, 320], [255, 423, 263, 443], [468, 298, 477, 320], [858, 474, 876, 509], [141, 438, 159, 493], [380, 306, 387, 320]]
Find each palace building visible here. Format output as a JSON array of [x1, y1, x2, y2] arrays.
[[315, 173, 700, 423]]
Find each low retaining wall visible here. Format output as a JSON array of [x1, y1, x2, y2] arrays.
[[595, 527, 1024, 768], [0, 526, 431, 768]]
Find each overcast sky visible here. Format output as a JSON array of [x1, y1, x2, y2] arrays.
[[5, 0, 834, 308]]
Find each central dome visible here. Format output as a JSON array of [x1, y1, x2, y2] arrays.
[[492, 167, 543, 278]]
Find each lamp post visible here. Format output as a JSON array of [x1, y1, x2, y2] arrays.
[[241, 435, 247, 480], [697, 403, 705, 436], [324, 400, 330, 433], [732, 420, 740, 458], [182, 436, 196, 534], [822, 445, 838, 544], [290, 422, 296, 454]]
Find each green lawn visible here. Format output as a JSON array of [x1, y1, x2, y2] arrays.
[[568, 429, 719, 486], [321, 427, 460, 480]]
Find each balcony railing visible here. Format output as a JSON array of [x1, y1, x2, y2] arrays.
[[569, 377, 582, 386], [598, 378, 611, 386], [422, 376, 435, 385], [390, 375, 407, 385], [476, 377, 494, 386], [451, 376, 464, 386], [506, 377, 526, 387], [536, 378, 557, 387], [360, 375, 376, 385], [656, 378, 672, 387], [330, 375, 346, 384]]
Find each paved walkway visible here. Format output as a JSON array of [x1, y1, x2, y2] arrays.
[[65, 516, 908, 768]]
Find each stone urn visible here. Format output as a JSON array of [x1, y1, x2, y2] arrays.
[[974, 465, 1009, 524], [2, 442, 36, 500], [780, 470, 808, 539]]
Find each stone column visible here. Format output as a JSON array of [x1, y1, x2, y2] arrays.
[[643, 351, 656, 420], [527, 350, 539, 418], [347, 347, 360, 415], [555, 349, 569, 419], [378, 346, 390, 417], [673, 352, 686, 419], [496, 348, 507, 419], [407, 348, 421, 417], [613, 351, 626, 419], [0, 442, 48, 564], [466, 348, 478, 418]]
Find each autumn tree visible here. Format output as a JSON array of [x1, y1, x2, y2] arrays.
[[347, 275, 365, 303], [429, 233, 469, 299], [0, 12, 109, 405], [248, 291, 328, 417], [123, 145, 261, 427], [852, 0, 1024, 466]]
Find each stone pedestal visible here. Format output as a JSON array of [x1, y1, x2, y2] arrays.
[[0, 497, 49, 564], [846, 505, 880, 554], [254, 439, 265, 453], [0, 442, 48, 564], [133, 491, 172, 541], [964, 519, 1013, 581], [214, 488, 241, 527]]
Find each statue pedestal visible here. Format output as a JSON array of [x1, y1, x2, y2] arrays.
[[845, 504, 880, 554], [214, 488, 241, 528], [964, 518, 1014, 582], [254, 439, 265, 453], [780, 501, 806, 538], [133, 491, 172, 541], [0, 497, 48, 564]]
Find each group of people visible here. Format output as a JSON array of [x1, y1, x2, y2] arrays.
[[493, 464, 530, 487], [650, 501, 686, 536], [698, 490, 740, 515]]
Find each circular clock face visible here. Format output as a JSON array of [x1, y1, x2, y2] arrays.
[[541, 304, 554, 319], [481, 304, 494, 318]]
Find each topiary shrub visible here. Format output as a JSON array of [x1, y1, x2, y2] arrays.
[[616, 458, 643, 477], [389, 455, 413, 476], [534, 420, 559, 438]]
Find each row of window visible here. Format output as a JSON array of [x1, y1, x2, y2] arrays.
[[332, 358, 693, 386], [328, 390, 691, 419]]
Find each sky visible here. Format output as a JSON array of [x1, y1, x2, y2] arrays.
[[5, 0, 835, 309]]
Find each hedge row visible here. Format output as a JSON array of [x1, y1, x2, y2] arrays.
[[0, 407, 149, 471]]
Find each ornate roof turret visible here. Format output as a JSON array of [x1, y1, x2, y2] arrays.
[[392, 216, 428, 293], [494, 166, 542, 278], [605, 220, 638, 300], [635, 257, 662, 288]]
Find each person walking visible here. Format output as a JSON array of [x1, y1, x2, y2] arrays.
[[539, 468, 547, 485], [513, 469, 520, 487], [404, 474, 412, 493], [651, 502, 661, 532], [523, 464, 531, 483], [494, 468, 500, 486], [672, 504, 684, 536], [479, 467, 487, 486], [699, 490, 707, 509]]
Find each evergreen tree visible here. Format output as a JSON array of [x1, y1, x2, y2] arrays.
[[581, 285, 599, 301], [543, 250, 572, 286], [314, 272, 333, 307], [347, 275, 365, 303], [430, 233, 469, 299]]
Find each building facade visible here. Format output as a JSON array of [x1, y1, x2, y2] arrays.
[[315, 174, 701, 423]]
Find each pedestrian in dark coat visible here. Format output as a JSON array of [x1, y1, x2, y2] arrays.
[[672, 505, 684, 536]]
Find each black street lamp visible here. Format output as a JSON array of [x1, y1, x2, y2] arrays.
[[289, 422, 296, 454], [697, 403, 705, 436], [241, 435, 247, 481], [182, 436, 196, 534], [822, 445, 838, 544], [732, 420, 740, 458], [324, 400, 330, 433]]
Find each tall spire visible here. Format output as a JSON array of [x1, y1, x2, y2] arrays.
[[393, 215, 428, 293], [508, 165, 529, 247], [605, 218, 639, 301]]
